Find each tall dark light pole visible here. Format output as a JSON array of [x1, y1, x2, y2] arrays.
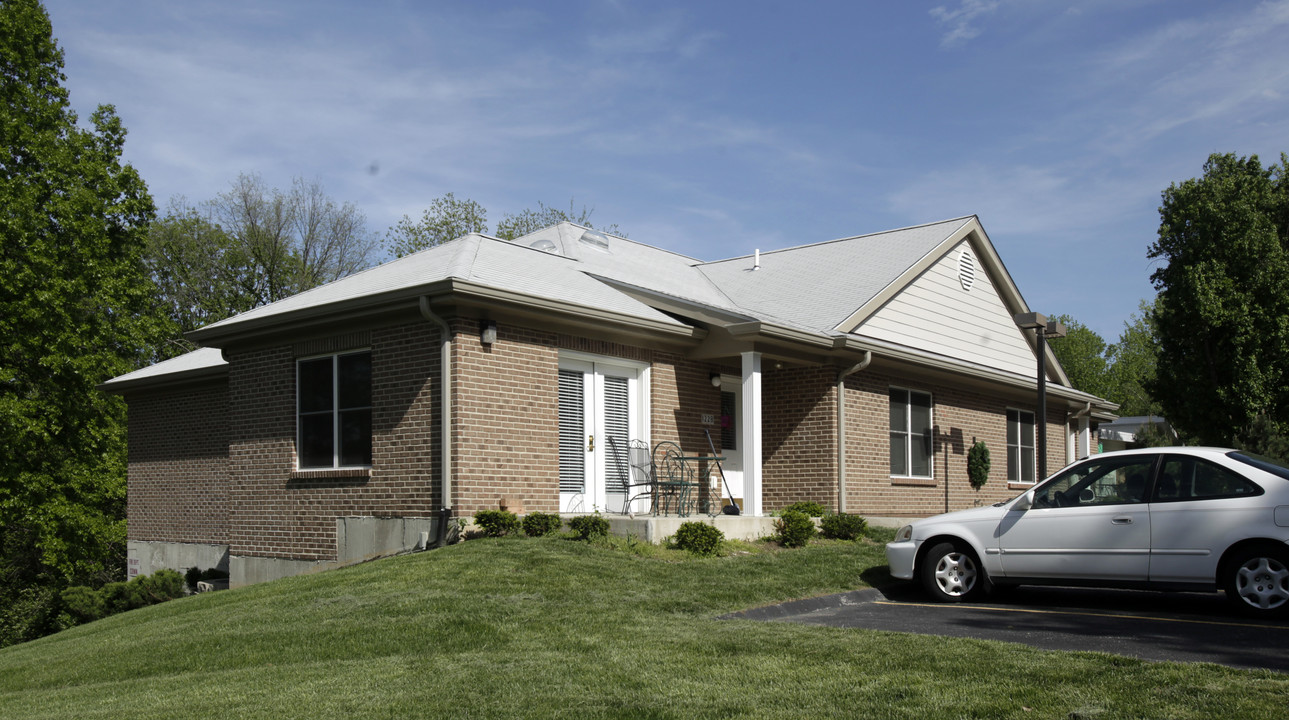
[[1014, 312, 1066, 478]]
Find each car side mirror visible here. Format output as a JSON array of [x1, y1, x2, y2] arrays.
[[1013, 489, 1034, 511]]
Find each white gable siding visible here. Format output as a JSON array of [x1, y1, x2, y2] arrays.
[[854, 241, 1036, 378]]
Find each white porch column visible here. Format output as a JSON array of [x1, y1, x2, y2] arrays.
[[740, 351, 763, 516], [1078, 416, 1091, 458]]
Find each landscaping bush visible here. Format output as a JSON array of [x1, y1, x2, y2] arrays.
[[819, 512, 867, 541], [60, 585, 106, 623], [61, 569, 187, 626], [673, 522, 725, 556], [522, 512, 563, 537], [567, 513, 610, 540], [473, 510, 521, 537], [773, 510, 817, 548], [781, 501, 826, 517]]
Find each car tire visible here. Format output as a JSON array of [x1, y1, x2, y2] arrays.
[[1224, 544, 1289, 618], [920, 541, 984, 602]]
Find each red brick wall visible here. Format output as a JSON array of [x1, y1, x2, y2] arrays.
[[126, 380, 230, 544], [762, 366, 838, 512], [225, 325, 444, 561], [453, 321, 560, 514], [840, 369, 1070, 517]]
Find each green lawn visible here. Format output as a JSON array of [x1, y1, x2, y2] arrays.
[[1, 530, 1286, 719]]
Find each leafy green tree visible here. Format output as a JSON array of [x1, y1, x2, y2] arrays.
[[1049, 314, 1113, 400], [384, 192, 488, 258], [385, 195, 625, 257], [494, 199, 623, 241], [146, 174, 377, 349], [145, 202, 251, 346], [1147, 152, 1289, 446], [1106, 300, 1161, 418], [0, 0, 165, 644]]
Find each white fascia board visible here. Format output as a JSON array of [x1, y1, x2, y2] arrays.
[[187, 278, 704, 348], [835, 334, 1117, 413]]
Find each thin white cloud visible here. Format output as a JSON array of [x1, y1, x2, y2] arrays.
[[930, 0, 1000, 48]]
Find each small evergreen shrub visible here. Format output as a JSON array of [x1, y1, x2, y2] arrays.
[[61, 569, 187, 625], [60, 585, 107, 623], [674, 522, 725, 556], [819, 512, 867, 541], [773, 510, 817, 548], [522, 512, 563, 537], [967, 440, 991, 491], [473, 510, 521, 537], [781, 501, 826, 517], [568, 513, 610, 540]]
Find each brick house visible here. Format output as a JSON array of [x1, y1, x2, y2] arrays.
[[103, 216, 1117, 586]]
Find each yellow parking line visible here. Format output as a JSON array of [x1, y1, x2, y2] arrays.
[[872, 600, 1289, 631]]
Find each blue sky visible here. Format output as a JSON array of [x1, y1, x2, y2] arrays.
[[43, 0, 1289, 341]]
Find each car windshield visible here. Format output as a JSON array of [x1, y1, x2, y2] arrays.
[[1229, 451, 1289, 481]]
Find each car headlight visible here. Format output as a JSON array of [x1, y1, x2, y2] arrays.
[[894, 524, 913, 543]]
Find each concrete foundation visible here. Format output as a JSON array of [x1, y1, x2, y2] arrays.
[[602, 514, 777, 543], [128, 540, 229, 580]]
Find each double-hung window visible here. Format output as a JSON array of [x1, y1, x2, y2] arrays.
[[1007, 408, 1036, 483], [890, 388, 933, 478], [298, 350, 372, 468]]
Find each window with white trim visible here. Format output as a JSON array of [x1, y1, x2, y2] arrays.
[[1007, 408, 1036, 483], [298, 350, 372, 468], [890, 388, 933, 478]]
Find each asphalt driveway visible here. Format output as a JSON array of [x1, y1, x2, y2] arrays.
[[723, 584, 1289, 673]]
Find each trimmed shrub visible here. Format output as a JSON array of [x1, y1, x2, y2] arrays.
[[473, 510, 521, 537], [522, 512, 563, 537], [820, 512, 867, 541], [674, 522, 725, 556], [60, 585, 106, 623], [967, 440, 991, 491], [773, 510, 817, 548], [781, 501, 826, 517], [61, 569, 187, 626], [567, 513, 610, 540], [136, 569, 186, 604]]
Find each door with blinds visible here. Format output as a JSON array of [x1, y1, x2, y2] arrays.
[[558, 356, 646, 514]]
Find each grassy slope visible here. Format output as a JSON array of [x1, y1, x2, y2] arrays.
[[1, 533, 1287, 719]]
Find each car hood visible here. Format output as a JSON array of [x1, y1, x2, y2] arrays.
[[912, 502, 1012, 530]]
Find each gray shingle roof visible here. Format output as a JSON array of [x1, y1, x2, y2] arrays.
[[695, 217, 973, 333], [185, 217, 980, 347]]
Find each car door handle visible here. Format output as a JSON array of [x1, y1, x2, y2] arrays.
[[1111, 517, 1133, 525]]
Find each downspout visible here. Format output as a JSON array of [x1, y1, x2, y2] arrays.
[[836, 351, 872, 514], [419, 297, 454, 541]]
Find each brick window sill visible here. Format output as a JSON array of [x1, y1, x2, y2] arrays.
[[290, 468, 372, 481], [890, 477, 937, 487], [1007, 482, 1036, 491]]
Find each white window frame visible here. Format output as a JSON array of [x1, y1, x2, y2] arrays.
[[890, 387, 934, 479], [297, 349, 373, 470], [1007, 408, 1036, 484]]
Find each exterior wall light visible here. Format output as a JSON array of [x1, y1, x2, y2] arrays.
[[481, 320, 497, 346], [710, 372, 722, 387]]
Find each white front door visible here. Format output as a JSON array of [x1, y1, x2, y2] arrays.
[[558, 357, 646, 514], [717, 377, 742, 507]]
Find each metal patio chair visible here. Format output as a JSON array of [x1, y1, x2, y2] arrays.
[[653, 441, 698, 516], [608, 437, 657, 515]]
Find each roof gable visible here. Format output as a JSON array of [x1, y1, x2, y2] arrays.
[[854, 237, 1038, 378], [695, 217, 974, 334]]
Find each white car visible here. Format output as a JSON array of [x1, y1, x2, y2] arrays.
[[885, 447, 1289, 617]]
